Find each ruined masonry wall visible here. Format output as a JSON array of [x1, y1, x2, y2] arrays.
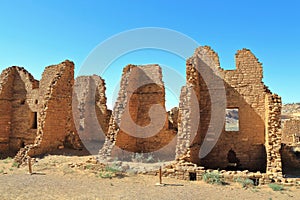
[[0, 67, 39, 154], [175, 86, 193, 161], [177, 46, 279, 172], [99, 64, 176, 160], [98, 65, 131, 159], [73, 75, 110, 142], [281, 119, 300, 144], [201, 48, 267, 171], [265, 94, 282, 179], [0, 68, 14, 153], [29, 61, 81, 156]]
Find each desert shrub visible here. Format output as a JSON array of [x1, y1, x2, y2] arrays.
[[98, 171, 114, 179], [105, 164, 121, 173], [98, 163, 122, 179], [235, 177, 254, 188], [131, 152, 155, 163], [85, 164, 93, 170], [268, 183, 284, 191], [145, 153, 155, 163], [3, 157, 12, 164], [11, 162, 19, 168], [202, 171, 224, 185]]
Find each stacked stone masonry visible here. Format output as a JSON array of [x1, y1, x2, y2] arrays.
[[99, 64, 176, 161], [0, 61, 110, 163], [73, 75, 111, 154], [175, 46, 291, 184], [282, 119, 300, 145], [1, 46, 300, 185], [0, 67, 39, 154]]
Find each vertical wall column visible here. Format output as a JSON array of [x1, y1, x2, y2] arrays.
[[265, 94, 282, 180], [0, 69, 13, 153], [176, 86, 193, 161]]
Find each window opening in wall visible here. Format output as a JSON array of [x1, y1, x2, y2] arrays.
[[21, 99, 26, 105], [31, 112, 38, 129], [225, 108, 239, 131]]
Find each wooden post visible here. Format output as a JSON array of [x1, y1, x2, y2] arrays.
[[159, 166, 162, 184], [28, 157, 32, 174]]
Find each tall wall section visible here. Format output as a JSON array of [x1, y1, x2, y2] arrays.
[[28, 60, 81, 156], [0, 67, 39, 155], [73, 75, 110, 154], [177, 46, 281, 172], [265, 94, 282, 179], [99, 64, 176, 161], [0, 68, 14, 153]]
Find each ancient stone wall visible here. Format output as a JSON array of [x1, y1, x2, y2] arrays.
[[281, 119, 300, 144], [28, 60, 81, 156], [73, 75, 110, 154], [177, 46, 281, 172], [10, 61, 111, 163], [0, 67, 39, 155], [280, 145, 300, 170], [168, 107, 179, 131], [99, 64, 176, 161], [0, 68, 14, 153], [265, 94, 282, 179], [175, 86, 196, 162]]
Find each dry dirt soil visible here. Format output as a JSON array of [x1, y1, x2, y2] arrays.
[[0, 155, 299, 200]]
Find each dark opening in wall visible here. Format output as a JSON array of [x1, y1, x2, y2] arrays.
[[20, 99, 26, 105], [31, 112, 37, 129], [189, 172, 197, 181], [225, 108, 239, 131], [226, 149, 240, 170], [35, 99, 38, 104], [20, 141, 25, 148]]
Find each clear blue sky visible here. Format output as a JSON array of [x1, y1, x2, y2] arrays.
[[0, 0, 299, 109]]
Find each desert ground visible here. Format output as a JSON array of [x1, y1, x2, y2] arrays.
[[0, 153, 299, 200]]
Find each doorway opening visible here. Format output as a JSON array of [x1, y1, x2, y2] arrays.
[[189, 172, 197, 181]]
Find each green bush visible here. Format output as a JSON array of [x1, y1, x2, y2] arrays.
[[98, 163, 122, 179], [98, 171, 114, 179], [235, 177, 254, 188], [203, 171, 224, 185], [268, 183, 284, 191], [11, 162, 18, 168], [105, 164, 121, 173], [3, 157, 12, 164], [85, 164, 92, 170]]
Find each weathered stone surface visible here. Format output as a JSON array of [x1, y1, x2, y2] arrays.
[[99, 64, 176, 161], [176, 46, 281, 174], [0, 61, 111, 163], [28, 60, 82, 156], [168, 107, 179, 131], [1, 46, 297, 184], [73, 75, 110, 154], [281, 119, 300, 144], [0, 67, 39, 155]]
